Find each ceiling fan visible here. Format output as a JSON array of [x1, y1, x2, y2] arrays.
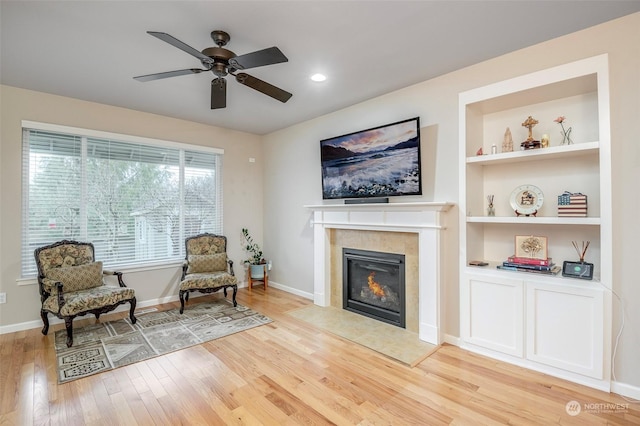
[[134, 30, 292, 109]]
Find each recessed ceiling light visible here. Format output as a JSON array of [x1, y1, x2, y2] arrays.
[[310, 73, 327, 82]]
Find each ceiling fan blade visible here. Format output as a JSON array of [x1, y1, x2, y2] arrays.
[[147, 31, 213, 65], [229, 47, 288, 70], [134, 68, 207, 82], [235, 73, 292, 103], [211, 78, 227, 109]]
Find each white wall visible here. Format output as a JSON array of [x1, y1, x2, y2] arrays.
[[0, 85, 265, 326], [262, 13, 640, 391]]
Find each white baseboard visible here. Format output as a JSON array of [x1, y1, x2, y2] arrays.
[[443, 333, 461, 346], [419, 323, 439, 345], [240, 279, 313, 300], [266, 280, 313, 300], [0, 319, 49, 335], [0, 283, 313, 335], [0, 294, 182, 335], [611, 380, 640, 400]]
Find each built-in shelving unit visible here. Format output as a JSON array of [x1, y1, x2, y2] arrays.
[[458, 55, 612, 391]]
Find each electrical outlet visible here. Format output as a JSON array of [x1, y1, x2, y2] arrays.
[[0, 293, 6, 304]]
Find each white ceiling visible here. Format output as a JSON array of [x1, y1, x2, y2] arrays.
[[2, 1, 639, 135]]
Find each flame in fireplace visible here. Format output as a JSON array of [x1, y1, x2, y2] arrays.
[[367, 272, 385, 297]]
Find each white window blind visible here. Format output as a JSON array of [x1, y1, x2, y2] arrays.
[[21, 125, 223, 277]]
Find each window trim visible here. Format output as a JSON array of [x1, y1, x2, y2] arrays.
[[21, 121, 224, 156], [21, 120, 225, 278]]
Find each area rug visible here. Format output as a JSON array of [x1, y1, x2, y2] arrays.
[[288, 304, 438, 367], [54, 299, 271, 384]]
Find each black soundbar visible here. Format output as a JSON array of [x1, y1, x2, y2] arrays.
[[344, 198, 389, 205]]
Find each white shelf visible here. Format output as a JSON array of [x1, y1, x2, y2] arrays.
[[466, 141, 599, 166], [466, 216, 600, 225], [464, 262, 603, 285]]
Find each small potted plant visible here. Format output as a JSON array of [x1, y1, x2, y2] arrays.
[[242, 228, 266, 279]]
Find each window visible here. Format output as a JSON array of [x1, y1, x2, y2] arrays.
[[21, 122, 223, 277]]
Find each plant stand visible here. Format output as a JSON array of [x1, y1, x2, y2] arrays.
[[248, 264, 268, 290]]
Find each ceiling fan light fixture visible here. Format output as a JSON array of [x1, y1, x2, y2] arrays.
[[310, 73, 327, 82]]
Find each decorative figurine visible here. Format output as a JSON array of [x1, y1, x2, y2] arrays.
[[476, 146, 483, 156], [487, 195, 495, 216], [520, 116, 541, 150], [502, 127, 514, 152]]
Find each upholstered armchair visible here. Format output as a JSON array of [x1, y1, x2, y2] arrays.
[[180, 233, 238, 313], [34, 240, 137, 347]]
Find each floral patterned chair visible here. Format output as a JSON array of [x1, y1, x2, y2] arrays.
[[34, 240, 137, 347], [180, 233, 238, 313]]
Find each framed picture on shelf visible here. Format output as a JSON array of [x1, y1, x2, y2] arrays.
[[515, 235, 548, 260]]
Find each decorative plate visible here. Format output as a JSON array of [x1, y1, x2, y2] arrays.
[[510, 184, 544, 216]]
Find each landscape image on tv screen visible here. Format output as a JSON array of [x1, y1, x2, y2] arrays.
[[320, 117, 421, 199]]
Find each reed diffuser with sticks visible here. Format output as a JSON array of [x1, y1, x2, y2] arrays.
[[572, 240, 590, 262]]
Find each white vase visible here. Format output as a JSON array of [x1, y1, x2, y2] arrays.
[[249, 264, 266, 279]]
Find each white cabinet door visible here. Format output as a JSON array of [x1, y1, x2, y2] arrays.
[[526, 281, 604, 379], [462, 274, 524, 357]]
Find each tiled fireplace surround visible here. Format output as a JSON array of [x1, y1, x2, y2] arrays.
[[307, 202, 452, 345]]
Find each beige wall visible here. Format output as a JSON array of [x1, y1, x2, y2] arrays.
[[262, 13, 640, 389], [0, 85, 265, 326]]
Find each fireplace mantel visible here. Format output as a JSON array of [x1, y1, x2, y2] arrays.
[[304, 201, 453, 210], [306, 201, 454, 345]]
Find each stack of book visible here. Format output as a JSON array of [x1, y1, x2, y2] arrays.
[[557, 192, 588, 217], [497, 255, 560, 275]]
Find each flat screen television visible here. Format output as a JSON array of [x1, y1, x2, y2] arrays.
[[320, 117, 422, 200]]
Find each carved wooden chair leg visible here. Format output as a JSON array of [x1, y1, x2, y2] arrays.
[[179, 290, 187, 314], [41, 310, 49, 335], [231, 285, 238, 306], [64, 317, 74, 348], [129, 298, 137, 324]]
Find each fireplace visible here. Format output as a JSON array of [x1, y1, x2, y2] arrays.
[[343, 248, 406, 328], [307, 201, 452, 344]]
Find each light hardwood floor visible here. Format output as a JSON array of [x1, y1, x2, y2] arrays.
[[1, 287, 638, 425]]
